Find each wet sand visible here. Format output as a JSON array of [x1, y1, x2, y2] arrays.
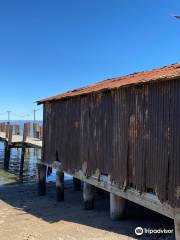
[[0, 181, 175, 240]]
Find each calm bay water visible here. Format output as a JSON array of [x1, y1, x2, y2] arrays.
[[0, 121, 59, 186]]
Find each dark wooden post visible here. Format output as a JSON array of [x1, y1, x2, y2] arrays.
[[5, 123, 9, 139], [4, 125, 12, 170], [4, 142, 11, 170], [110, 193, 126, 220], [37, 163, 47, 195], [83, 182, 95, 210], [73, 177, 81, 191], [19, 146, 26, 176], [8, 125, 13, 143], [56, 170, 64, 201], [37, 124, 40, 139], [33, 123, 37, 138], [33, 123, 39, 157], [40, 126, 43, 140], [2, 123, 6, 132], [0, 123, 6, 134], [19, 122, 30, 176], [15, 125, 20, 135], [33, 123, 40, 139]]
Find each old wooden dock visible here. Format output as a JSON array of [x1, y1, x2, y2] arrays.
[[0, 122, 42, 174], [0, 132, 42, 148]]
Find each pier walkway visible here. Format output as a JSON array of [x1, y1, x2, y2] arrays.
[[0, 132, 42, 148], [0, 122, 42, 174]]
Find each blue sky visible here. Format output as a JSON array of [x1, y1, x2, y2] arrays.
[[0, 0, 180, 120]]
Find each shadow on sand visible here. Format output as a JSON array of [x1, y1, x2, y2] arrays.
[[0, 181, 175, 239]]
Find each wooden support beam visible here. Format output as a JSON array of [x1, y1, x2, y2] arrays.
[[56, 170, 64, 201], [15, 125, 20, 135], [33, 123, 40, 139], [175, 220, 180, 240], [23, 122, 31, 142], [83, 182, 95, 210], [8, 125, 13, 143], [40, 126, 43, 140], [19, 122, 31, 176], [28, 161, 180, 222], [37, 163, 47, 196], [5, 124, 9, 139], [4, 125, 13, 170], [73, 177, 81, 191], [110, 193, 126, 220], [4, 142, 11, 170], [33, 123, 37, 138], [3, 123, 6, 132], [19, 145, 26, 176]]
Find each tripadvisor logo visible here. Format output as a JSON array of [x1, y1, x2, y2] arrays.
[[135, 227, 143, 236], [135, 227, 174, 235]]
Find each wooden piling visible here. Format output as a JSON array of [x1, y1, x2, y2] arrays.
[[23, 122, 31, 142], [0, 122, 42, 173], [4, 125, 13, 170], [19, 122, 31, 176], [15, 125, 20, 135], [8, 125, 13, 143], [33, 123, 40, 139], [5, 124, 9, 139], [19, 145, 26, 176], [83, 182, 95, 210], [175, 220, 180, 240], [110, 193, 126, 220], [33, 123, 41, 157], [73, 177, 81, 191], [56, 170, 64, 201], [37, 163, 47, 196], [4, 142, 11, 170], [40, 126, 43, 140], [3, 123, 6, 132]]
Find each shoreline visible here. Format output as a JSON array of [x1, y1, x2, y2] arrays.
[[0, 181, 175, 240]]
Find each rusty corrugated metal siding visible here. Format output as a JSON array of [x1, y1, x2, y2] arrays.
[[42, 78, 180, 208]]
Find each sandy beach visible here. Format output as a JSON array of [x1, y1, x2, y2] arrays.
[[0, 181, 175, 240]]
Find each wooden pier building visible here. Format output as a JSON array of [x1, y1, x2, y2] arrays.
[[37, 63, 180, 239]]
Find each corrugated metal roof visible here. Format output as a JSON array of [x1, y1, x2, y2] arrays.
[[37, 63, 180, 104]]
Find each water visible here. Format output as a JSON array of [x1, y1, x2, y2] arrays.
[[0, 120, 71, 186], [0, 143, 44, 185]]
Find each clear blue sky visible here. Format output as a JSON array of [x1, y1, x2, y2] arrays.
[[0, 0, 180, 120]]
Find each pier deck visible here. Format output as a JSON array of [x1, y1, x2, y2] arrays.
[[0, 132, 42, 148], [0, 122, 42, 174]]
